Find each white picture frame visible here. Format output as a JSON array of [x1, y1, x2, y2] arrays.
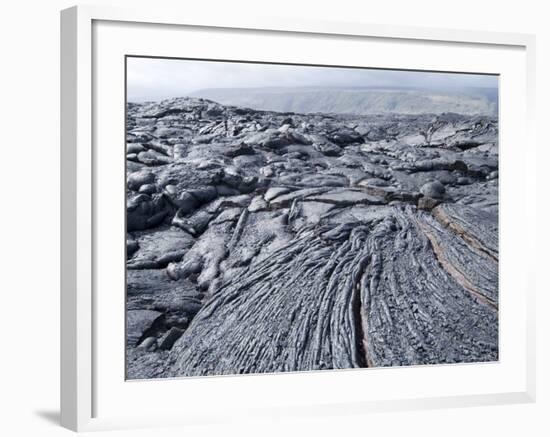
[[60, 5, 536, 432]]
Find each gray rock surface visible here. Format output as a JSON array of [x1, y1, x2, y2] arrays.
[[125, 97, 499, 379], [126, 310, 163, 347], [420, 181, 446, 199]]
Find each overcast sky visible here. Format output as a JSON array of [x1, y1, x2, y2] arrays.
[[127, 57, 498, 102]]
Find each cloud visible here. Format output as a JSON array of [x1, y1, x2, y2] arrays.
[[127, 57, 498, 102]]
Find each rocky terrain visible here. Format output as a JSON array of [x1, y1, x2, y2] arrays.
[[125, 97, 498, 379]]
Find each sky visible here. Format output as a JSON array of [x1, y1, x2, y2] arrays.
[[127, 57, 498, 103]]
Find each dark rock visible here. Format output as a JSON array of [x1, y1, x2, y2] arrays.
[[127, 227, 195, 269], [187, 186, 217, 204], [359, 177, 389, 187], [137, 150, 172, 166], [420, 181, 446, 199], [127, 193, 170, 232], [205, 105, 224, 117], [314, 142, 343, 156], [264, 187, 290, 202], [127, 310, 163, 347], [127, 143, 145, 154], [138, 337, 157, 351], [244, 129, 290, 149], [172, 209, 213, 236], [139, 184, 157, 195], [224, 143, 255, 158], [418, 196, 441, 210], [172, 192, 199, 213], [158, 327, 185, 350], [127, 269, 202, 314], [327, 128, 363, 145], [128, 170, 156, 191], [457, 176, 472, 185]]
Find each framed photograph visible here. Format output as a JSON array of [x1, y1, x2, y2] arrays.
[[61, 5, 536, 431]]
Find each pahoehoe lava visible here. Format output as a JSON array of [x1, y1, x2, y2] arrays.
[[125, 97, 498, 379]]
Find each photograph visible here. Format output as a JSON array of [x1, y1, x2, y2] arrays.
[[125, 57, 499, 379], [1, 0, 544, 434]]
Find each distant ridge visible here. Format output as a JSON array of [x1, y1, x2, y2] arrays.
[[190, 86, 498, 116]]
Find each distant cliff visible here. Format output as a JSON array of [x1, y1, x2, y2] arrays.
[[190, 86, 497, 116]]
